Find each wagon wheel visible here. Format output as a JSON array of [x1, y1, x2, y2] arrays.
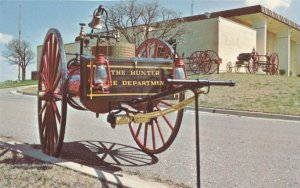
[[132, 40, 184, 154], [189, 50, 211, 74], [136, 38, 175, 59], [204, 50, 220, 74], [248, 52, 259, 74], [129, 92, 185, 154], [248, 59, 256, 74], [268, 53, 279, 75], [226, 62, 233, 73], [38, 29, 67, 157]]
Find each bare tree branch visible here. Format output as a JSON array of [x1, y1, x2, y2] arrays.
[[2, 39, 35, 81], [107, 0, 188, 47]]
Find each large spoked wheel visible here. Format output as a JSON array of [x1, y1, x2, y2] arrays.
[[136, 38, 175, 59], [129, 93, 185, 154], [38, 29, 67, 157], [268, 53, 279, 75], [204, 50, 220, 74], [189, 50, 211, 74], [247, 59, 256, 74], [249, 52, 259, 74], [132, 39, 184, 154]]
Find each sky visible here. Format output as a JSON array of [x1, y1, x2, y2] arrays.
[[0, 0, 299, 81]]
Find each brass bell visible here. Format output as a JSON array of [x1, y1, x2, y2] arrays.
[[88, 11, 102, 29]]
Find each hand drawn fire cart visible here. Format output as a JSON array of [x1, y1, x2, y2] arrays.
[[37, 5, 235, 159], [188, 50, 222, 75], [226, 48, 279, 75]]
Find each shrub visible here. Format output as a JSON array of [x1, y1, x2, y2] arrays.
[[279, 69, 286, 75]]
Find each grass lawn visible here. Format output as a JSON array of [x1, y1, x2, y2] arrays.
[[0, 147, 115, 187], [0, 80, 37, 89], [188, 73, 300, 116]]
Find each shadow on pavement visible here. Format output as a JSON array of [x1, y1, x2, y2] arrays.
[[60, 140, 159, 173]]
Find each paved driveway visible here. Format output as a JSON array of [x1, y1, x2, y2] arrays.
[[1, 88, 300, 187]]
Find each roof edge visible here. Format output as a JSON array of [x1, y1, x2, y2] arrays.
[[182, 5, 300, 32]]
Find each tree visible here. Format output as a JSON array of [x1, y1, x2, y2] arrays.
[[2, 39, 34, 81], [107, 0, 187, 46]]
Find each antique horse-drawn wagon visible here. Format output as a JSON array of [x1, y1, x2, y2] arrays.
[[227, 48, 279, 75], [37, 4, 234, 158]]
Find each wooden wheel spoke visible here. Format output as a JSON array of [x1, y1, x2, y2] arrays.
[[136, 123, 142, 137], [40, 72, 49, 89], [155, 119, 165, 144], [144, 123, 148, 147], [42, 55, 50, 89], [48, 35, 54, 82], [145, 44, 150, 57], [52, 74, 61, 91], [51, 38, 59, 84], [151, 122, 156, 150], [156, 106, 175, 130], [162, 114, 174, 130], [43, 106, 50, 153], [39, 101, 47, 116], [50, 104, 59, 144], [51, 101, 61, 124], [47, 105, 54, 155], [154, 44, 158, 57], [41, 105, 49, 146]]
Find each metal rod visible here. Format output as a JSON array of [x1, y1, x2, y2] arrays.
[[192, 88, 201, 188]]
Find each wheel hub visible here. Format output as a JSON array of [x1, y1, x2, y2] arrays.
[[39, 89, 55, 101]]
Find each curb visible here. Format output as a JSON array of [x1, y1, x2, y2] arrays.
[[17, 85, 37, 96], [190, 106, 300, 122], [0, 138, 169, 188], [17, 90, 37, 96]]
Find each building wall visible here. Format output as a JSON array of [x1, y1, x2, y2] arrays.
[[218, 17, 256, 72], [176, 18, 219, 58]]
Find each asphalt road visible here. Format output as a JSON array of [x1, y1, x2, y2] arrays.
[[1, 87, 300, 187]]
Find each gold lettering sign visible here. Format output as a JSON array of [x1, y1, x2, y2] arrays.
[[87, 62, 172, 98]]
